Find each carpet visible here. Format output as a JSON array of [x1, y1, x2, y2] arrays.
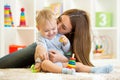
[[0, 65, 120, 80]]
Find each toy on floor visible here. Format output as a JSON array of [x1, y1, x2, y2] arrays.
[[30, 64, 37, 73], [66, 54, 76, 69]]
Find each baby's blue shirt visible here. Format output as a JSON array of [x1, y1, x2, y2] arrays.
[[36, 33, 71, 55]]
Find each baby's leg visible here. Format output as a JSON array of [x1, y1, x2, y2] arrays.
[[41, 60, 62, 73], [41, 60, 75, 74]]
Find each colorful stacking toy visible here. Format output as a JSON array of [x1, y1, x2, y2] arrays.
[[4, 4, 14, 27], [66, 54, 76, 69], [18, 8, 27, 27]]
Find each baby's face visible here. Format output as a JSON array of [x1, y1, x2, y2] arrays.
[[40, 19, 58, 40]]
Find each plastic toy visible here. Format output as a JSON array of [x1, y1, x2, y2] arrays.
[[66, 54, 76, 69], [93, 44, 104, 54], [30, 64, 37, 73], [59, 37, 64, 42], [4, 4, 14, 27], [9, 44, 26, 54], [93, 35, 113, 59], [50, 3, 63, 18], [18, 8, 27, 27]]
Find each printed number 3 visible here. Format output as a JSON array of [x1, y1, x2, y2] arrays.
[[99, 13, 107, 26]]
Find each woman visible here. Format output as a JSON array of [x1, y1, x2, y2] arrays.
[[0, 9, 94, 68]]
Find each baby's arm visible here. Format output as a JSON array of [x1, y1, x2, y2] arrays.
[[34, 45, 48, 72], [35, 33, 49, 60], [59, 35, 69, 46], [34, 45, 48, 61], [59, 35, 71, 53]]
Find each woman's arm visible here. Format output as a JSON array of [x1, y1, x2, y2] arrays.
[[0, 43, 37, 68]]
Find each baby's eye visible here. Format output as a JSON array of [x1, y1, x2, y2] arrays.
[[52, 28, 56, 30], [45, 30, 49, 32]]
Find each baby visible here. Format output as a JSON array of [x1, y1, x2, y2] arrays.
[[34, 9, 75, 74]]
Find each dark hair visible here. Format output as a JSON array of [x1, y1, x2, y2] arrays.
[[61, 9, 93, 66]]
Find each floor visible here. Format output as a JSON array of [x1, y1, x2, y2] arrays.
[[0, 66, 120, 80], [0, 68, 91, 80]]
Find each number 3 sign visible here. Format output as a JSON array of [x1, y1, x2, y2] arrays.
[[96, 12, 112, 27]]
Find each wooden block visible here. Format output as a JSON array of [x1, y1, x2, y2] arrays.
[[96, 12, 112, 27]]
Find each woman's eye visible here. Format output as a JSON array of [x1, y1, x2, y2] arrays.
[[62, 25, 66, 30]]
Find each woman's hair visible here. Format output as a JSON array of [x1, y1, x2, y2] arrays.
[[61, 9, 93, 66]]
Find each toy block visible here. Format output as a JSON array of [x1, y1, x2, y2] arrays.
[[96, 12, 112, 27]]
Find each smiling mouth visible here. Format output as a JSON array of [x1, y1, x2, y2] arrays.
[[48, 34, 55, 38]]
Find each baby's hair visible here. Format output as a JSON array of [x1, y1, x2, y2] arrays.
[[36, 9, 56, 28]]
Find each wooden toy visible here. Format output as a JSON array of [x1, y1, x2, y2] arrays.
[[50, 3, 63, 18], [4, 4, 14, 27], [59, 37, 64, 42], [18, 8, 27, 27], [96, 12, 112, 27], [9, 44, 26, 54], [66, 54, 76, 69]]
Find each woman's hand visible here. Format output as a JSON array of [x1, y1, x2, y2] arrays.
[[49, 50, 68, 63]]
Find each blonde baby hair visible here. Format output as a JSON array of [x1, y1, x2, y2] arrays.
[[36, 9, 56, 29]]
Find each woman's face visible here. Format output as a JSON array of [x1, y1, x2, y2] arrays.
[[57, 15, 72, 34]]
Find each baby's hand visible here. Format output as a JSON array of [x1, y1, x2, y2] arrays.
[[34, 63, 41, 72], [59, 35, 68, 45]]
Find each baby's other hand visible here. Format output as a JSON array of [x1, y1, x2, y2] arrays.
[[34, 63, 41, 72], [59, 35, 68, 45]]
